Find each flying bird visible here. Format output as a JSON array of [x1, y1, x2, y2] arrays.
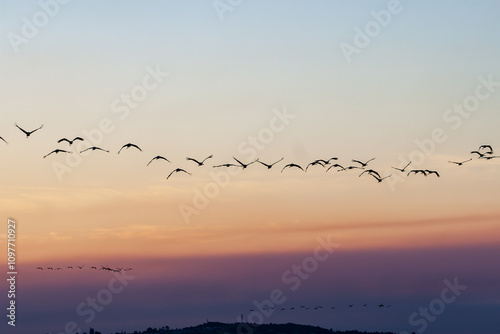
[[407, 169, 427, 176], [233, 157, 257, 169], [368, 173, 392, 183], [359, 169, 381, 178], [57, 137, 84, 145], [15, 123, 44, 138], [305, 160, 326, 172], [147, 155, 170, 166], [43, 149, 72, 158], [213, 163, 241, 168], [256, 157, 284, 169], [167, 168, 191, 180], [118, 143, 142, 154], [36, 267, 43, 270], [77, 265, 85, 269], [0, 136, 7, 144], [326, 164, 345, 172], [80, 146, 109, 153], [448, 158, 472, 166], [480, 155, 500, 160], [425, 170, 440, 177], [392, 161, 411, 172], [67, 266, 73, 269], [352, 158, 375, 168], [281, 163, 304, 173], [478, 144, 493, 154], [186, 155, 213, 166]]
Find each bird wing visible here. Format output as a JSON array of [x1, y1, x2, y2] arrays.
[[166, 170, 175, 179], [43, 150, 56, 158], [233, 157, 244, 166], [58, 138, 70, 144], [201, 155, 213, 163], [272, 157, 284, 165], [73, 137, 84, 142], [130, 144, 142, 151], [186, 157, 201, 164], [351, 159, 363, 166], [0, 137, 7, 144], [15, 123, 29, 135]]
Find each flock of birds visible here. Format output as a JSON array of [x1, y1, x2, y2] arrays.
[[247, 304, 393, 312], [35, 265, 133, 273], [1, 123, 498, 182]]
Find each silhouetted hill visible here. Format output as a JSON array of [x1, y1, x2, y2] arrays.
[[111, 321, 398, 334]]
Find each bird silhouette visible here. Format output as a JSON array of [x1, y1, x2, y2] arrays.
[[281, 163, 304, 173], [478, 144, 493, 154], [213, 163, 241, 168], [167, 168, 191, 180], [326, 164, 346, 172], [77, 265, 85, 269], [186, 155, 213, 166], [118, 143, 142, 154], [58, 137, 84, 145], [378, 304, 385, 308], [392, 161, 411, 172], [0, 136, 8, 144], [480, 155, 500, 160], [342, 166, 363, 171], [471, 151, 487, 158], [256, 158, 283, 169], [449, 158, 472, 166], [348, 304, 353, 308], [80, 146, 109, 153], [233, 157, 257, 169], [43, 149, 72, 158], [147, 155, 170, 166], [15, 123, 43, 138], [305, 160, 326, 172], [407, 169, 427, 176], [352, 158, 375, 168], [425, 170, 440, 177], [36, 267, 43, 270], [368, 173, 391, 183], [359, 169, 381, 179], [67, 266, 73, 269]]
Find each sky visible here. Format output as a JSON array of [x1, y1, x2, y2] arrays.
[[1, 1, 500, 333]]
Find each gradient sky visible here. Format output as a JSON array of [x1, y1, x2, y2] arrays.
[[1, 1, 500, 334]]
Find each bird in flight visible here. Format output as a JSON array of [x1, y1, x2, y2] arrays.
[[233, 157, 257, 169], [368, 173, 391, 183], [471, 151, 487, 158], [359, 169, 381, 179], [407, 169, 427, 176], [378, 304, 385, 308], [118, 143, 142, 154], [425, 170, 440, 177], [0, 136, 8, 144], [36, 267, 43, 270], [80, 147, 109, 153], [213, 163, 241, 168], [305, 160, 326, 172], [186, 155, 213, 166], [147, 155, 170, 166], [281, 163, 304, 173], [43, 149, 72, 159], [167, 168, 191, 180], [352, 158, 375, 168], [480, 155, 500, 160], [392, 161, 411, 172], [256, 158, 283, 169], [77, 265, 85, 269], [449, 158, 472, 166], [326, 164, 346, 172], [15, 123, 43, 138], [57, 137, 84, 145], [478, 144, 493, 154]]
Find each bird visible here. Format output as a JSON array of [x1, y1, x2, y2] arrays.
[[392, 161, 411, 172], [352, 158, 375, 168], [325, 157, 339, 164], [233, 157, 257, 169], [15, 123, 43, 138], [478, 144, 493, 154], [368, 173, 391, 183], [359, 169, 381, 179], [326, 164, 345, 172], [43, 149, 72, 158], [147, 155, 170, 166], [471, 151, 487, 158], [77, 265, 85, 269], [407, 169, 427, 176], [213, 163, 241, 168], [90, 266, 97, 270], [480, 155, 500, 160], [118, 143, 142, 154], [167, 168, 191, 180], [256, 158, 284, 169], [0, 136, 8, 144], [305, 160, 326, 172], [186, 155, 213, 166], [348, 304, 353, 308], [67, 266, 73, 269], [342, 166, 363, 171], [80, 146, 109, 153], [57, 137, 84, 145], [47, 267, 54, 270], [449, 158, 472, 166], [281, 163, 304, 173], [378, 304, 385, 308], [425, 170, 440, 177], [36, 267, 43, 270]]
